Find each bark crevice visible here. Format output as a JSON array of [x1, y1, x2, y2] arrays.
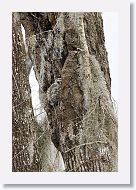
[[13, 12, 118, 172]]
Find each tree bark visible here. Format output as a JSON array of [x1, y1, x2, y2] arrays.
[[12, 13, 42, 172], [18, 12, 118, 172]]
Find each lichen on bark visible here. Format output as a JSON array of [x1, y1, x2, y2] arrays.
[[13, 12, 118, 172], [12, 13, 42, 172]]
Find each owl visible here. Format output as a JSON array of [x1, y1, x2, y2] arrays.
[[47, 78, 62, 107]]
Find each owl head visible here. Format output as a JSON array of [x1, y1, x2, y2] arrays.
[[55, 78, 62, 85]]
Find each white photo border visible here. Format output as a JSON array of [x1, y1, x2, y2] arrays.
[[0, 0, 130, 184]]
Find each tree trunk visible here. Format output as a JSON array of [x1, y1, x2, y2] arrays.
[[18, 12, 118, 172], [12, 13, 42, 172]]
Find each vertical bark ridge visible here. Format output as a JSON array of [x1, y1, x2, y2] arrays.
[[12, 13, 42, 172], [18, 12, 118, 172]]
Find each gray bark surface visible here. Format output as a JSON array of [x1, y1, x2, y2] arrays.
[[12, 13, 42, 172], [13, 12, 118, 172]]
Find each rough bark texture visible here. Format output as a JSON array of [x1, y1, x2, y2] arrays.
[[14, 12, 118, 172], [12, 13, 42, 172]]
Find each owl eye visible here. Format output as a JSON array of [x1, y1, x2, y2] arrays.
[[57, 81, 61, 84]]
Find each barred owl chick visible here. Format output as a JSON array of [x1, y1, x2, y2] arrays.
[[47, 78, 62, 107]]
